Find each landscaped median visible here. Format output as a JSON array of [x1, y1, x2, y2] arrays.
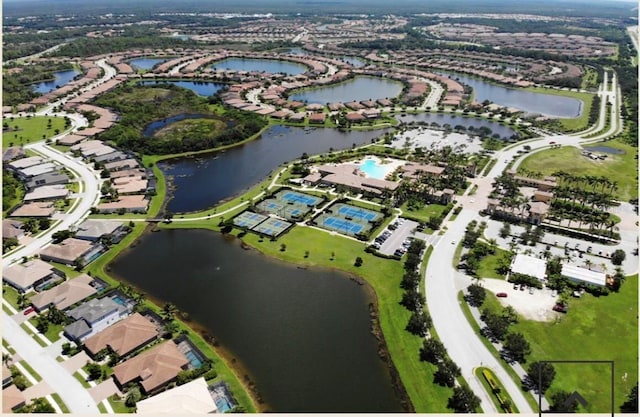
[[475, 366, 518, 413]]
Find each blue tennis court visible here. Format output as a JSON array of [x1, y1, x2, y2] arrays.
[[233, 211, 268, 228], [251, 217, 292, 237], [323, 216, 364, 234], [280, 191, 321, 206], [337, 205, 379, 221]]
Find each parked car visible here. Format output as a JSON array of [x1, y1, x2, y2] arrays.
[[529, 287, 535, 294], [520, 284, 526, 291], [513, 283, 519, 290], [23, 306, 35, 315], [551, 290, 558, 297], [496, 292, 508, 298], [587, 246, 593, 253], [552, 303, 568, 313]]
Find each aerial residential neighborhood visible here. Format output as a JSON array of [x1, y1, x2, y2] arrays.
[[1, 0, 638, 414]]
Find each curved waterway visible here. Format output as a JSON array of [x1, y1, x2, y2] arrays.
[[129, 57, 168, 70], [438, 71, 583, 118], [160, 125, 388, 213], [109, 229, 405, 412], [31, 69, 79, 93], [138, 80, 225, 97], [289, 75, 402, 104], [212, 58, 308, 75]]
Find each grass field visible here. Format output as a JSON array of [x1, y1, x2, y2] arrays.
[[476, 248, 509, 280], [2, 116, 67, 148], [517, 140, 638, 201], [162, 221, 454, 412], [400, 202, 449, 224], [511, 275, 638, 413]]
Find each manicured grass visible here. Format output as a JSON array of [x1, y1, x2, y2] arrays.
[[50, 393, 70, 413], [3, 339, 16, 354], [3, 285, 22, 309], [20, 324, 47, 347], [2, 116, 67, 148], [28, 317, 63, 342], [19, 360, 42, 382], [476, 248, 508, 280], [518, 140, 638, 201], [525, 88, 594, 132], [47, 262, 82, 279], [511, 275, 638, 413], [106, 396, 133, 413], [72, 372, 91, 388], [400, 202, 449, 224]]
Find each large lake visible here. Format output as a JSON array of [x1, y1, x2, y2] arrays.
[[109, 229, 405, 412], [397, 113, 518, 139], [438, 71, 583, 118], [160, 125, 388, 213], [129, 57, 168, 70], [138, 80, 225, 97], [289, 76, 403, 104], [212, 58, 308, 75], [32, 69, 79, 94]]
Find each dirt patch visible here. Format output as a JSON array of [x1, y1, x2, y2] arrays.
[[481, 278, 560, 322]]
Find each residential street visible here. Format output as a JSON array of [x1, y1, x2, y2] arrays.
[[2, 312, 100, 413]]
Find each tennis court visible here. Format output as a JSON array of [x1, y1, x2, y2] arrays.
[[322, 216, 364, 234], [233, 211, 268, 229], [314, 201, 383, 237], [279, 190, 321, 207], [251, 217, 292, 237], [335, 204, 381, 222]]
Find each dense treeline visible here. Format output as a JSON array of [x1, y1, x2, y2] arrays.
[[612, 37, 638, 146], [51, 31, 188, 58], [2, 62, 76, 107], [94, 84, 266, 155]]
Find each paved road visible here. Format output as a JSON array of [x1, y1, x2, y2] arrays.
[[425, 209, 535, 413], [5, 143, 102, 267], [2, 312, 100, 413]]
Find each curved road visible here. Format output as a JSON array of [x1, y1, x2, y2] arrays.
[[425, 72, 625, 413]]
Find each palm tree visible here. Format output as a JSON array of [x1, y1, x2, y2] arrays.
[[162, 303, 178, 321]]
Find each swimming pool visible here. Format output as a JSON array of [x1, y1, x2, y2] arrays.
[[184, 350, 203, 368], [359, 158, 389, 180], [215, 397, 233, 413]]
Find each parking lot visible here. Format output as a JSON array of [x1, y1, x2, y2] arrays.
[[373, 218, 420, 256]]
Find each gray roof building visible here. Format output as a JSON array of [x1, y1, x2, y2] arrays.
[[75, 219, 124, 241], [25, 172, 70, 190], [64, 296, 130, 341]]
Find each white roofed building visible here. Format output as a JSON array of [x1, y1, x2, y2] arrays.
[[561, 263, 607, 287], [135, 377, 217, 414], [509, 253, 547, 281]]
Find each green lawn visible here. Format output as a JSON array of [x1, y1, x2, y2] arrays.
[[518, 140, 638, 201], [476, 248, 509, 280], [72, 372, 91, 388], [50, 393, 70, 413], [2, 116, 67, 148], [3, 285, 22, 309], [511, 275, 638, 413], [28, 317, 63, 342], [106, 396, 133, 413], [400, 202, 449, 224], [19, 360, 42, 382]]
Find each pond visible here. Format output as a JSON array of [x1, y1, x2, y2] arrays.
[[129, 57, 169, 70], [340, 56, 366, 68], [31, 69, 79, 94], [142, 113, 213, 137], [109, 229, 405, 412], [160, 125, 389, 213], [584, 145, 625, 155], [138, 80, 225, 97], [289, 76, 403, 104], [397, 113, 518, 139], [437, 71, 583, 118], [212, 58, 308, 75]]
